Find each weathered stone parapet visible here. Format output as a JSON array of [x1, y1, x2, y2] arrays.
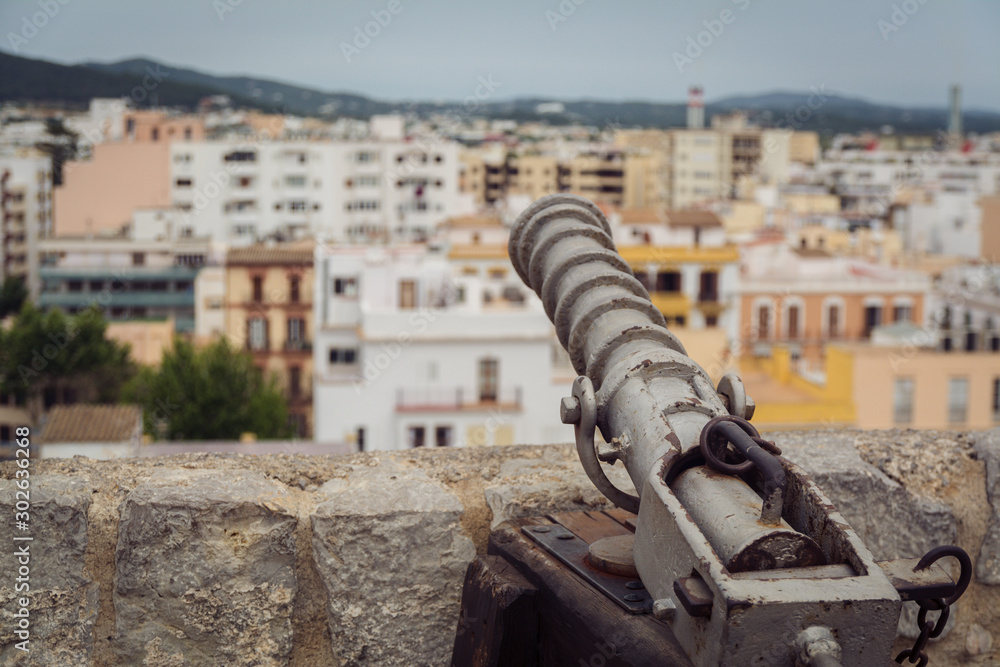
[[0, 430, 996, 665]]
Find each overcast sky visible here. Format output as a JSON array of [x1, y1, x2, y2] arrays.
[[2, 0, 998, 110]]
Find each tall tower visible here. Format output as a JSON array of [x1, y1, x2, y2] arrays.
[[948, 84, 963, 139], [687, 86, 705, 130]]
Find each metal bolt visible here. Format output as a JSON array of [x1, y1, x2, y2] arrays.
[[625, 580, 644, 590], [556, 532, 574, 540], [560, 396, 581, 424], [532, 526, 551, 533], [744, 395, 756, 420], [652, 598, 677, 621], [623, 593, 644, 602]]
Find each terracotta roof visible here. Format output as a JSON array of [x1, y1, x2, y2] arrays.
[[443, 215, 505, 229], [40, 405, 142, 443], [793, 247, 833, 258], [619, 209, 666, 225], [226, 243, 315, 266], [664, 210, 723, 228]]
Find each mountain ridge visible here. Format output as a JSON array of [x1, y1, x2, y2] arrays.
[[3, 51, 999, 134]]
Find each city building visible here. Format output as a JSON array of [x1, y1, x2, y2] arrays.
[[36, 404, 142, 459], [738, 241, 930, 364], [171, 137, 461, 244], [37, 209, 216, 332], [1, 152, 53, 298], [312, 243, 573, 451], [54, 141, 171, 236], [611, 208, 741, 343], [223, 243, 315, 437]]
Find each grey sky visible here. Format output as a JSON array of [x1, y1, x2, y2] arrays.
[[2, 0, 998, 110]]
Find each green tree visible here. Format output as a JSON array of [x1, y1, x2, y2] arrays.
[[34, 117, 78, 186], [0, 278, 28, 319], [0, 304, 135, 420], [123, 337, 293, 440]]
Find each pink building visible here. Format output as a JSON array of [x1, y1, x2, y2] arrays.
[[54, 142, 170, 236]]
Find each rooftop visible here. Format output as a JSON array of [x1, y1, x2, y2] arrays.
[[226, 243, 315, 266], [40, 404, 142, 443]]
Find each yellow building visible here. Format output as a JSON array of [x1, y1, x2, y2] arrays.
[[224, 243, 315, 437], [744, 340, 1000, 432], [789, 131, 820, 165]]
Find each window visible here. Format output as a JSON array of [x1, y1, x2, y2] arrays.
[[757, 305, 770, 339], [151, 128, 159, 141], [287, 317, 305, 343], [893, 305, 912, 323], [893, 378, 914, 425], [787, 305, 800, 339], [328, 348, 358, 364], [705, 314, 718, 327], [435, 426, 453, 448], [252, 276, 263, 303], [699, 272, 718, 302], [332, 277, 358, 297], [285, 175, 307, 187], [184, 127, 192, 140], [966, 332, 978, 352], [408, 426, 426, 448], [993, 378, 1000, 422], [224, 151, 257, 162], [288, 367, 301, 399], [863, 305, 882, 337], [948, 377, 969, 424], [289, 276, 300, 303], [355, 151, 379, 163], [289, 200, 307, 212], [175, 178, 193, 188], [133, 252, 145, 266], [399, 280, 416, 309], [479, 358, 498, 402], [656, 271, 681, 292], [828, 305, 840, 338], [247, 318, 268, 351]]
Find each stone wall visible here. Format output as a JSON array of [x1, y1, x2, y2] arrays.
[[0, 429, 998, 665]]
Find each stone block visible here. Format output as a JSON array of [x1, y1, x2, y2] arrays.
[[113, 469, 297, 665], [311, 463, 475, 666], [0, 475, 97, 666]]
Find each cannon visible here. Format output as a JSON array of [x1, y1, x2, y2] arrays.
[[492, 193, 969, 666]]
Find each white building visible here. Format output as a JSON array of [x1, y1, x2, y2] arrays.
[[0, 151, 53, 298], [899, 190, 983, 257], [169, 136, 461, 245], [312, 243, 574, 451]]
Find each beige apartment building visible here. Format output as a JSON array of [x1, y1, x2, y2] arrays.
[[460, 149, 667, 210], [224, 244, 315, 437], [122, 110, 206, 144]]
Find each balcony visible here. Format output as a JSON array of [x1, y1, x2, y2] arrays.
[[649, 292, 690, 318], [396, 386, 523, 412], [283, 339, 313, 353]]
